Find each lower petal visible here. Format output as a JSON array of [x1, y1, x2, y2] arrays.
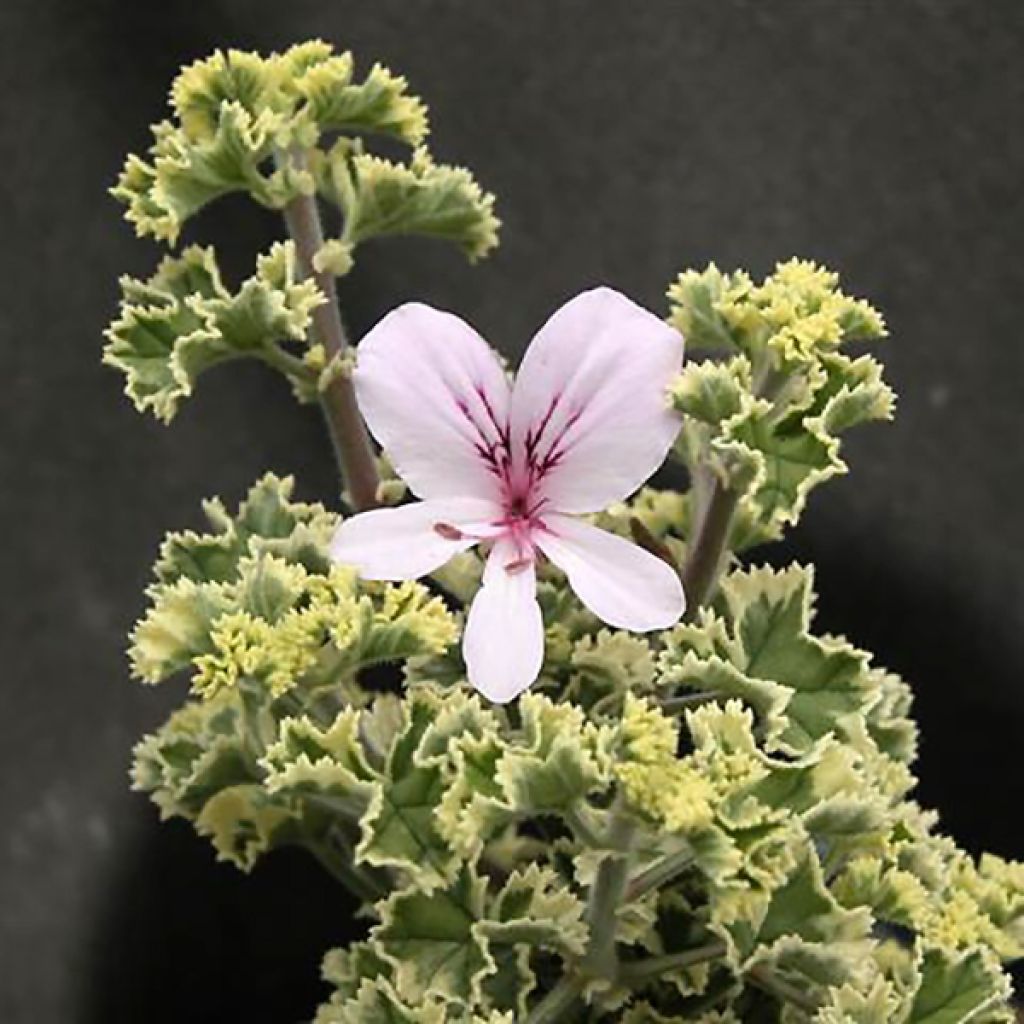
[[463, 540, 544, 703], [535, 514, 685, 631], [329, 497, 500, 580]]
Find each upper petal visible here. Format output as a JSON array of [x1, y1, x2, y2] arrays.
[[509, 287, 684, 513], [462, 539, 544, 703], [535, 514, 685, 631], [355, 303, 512, 502], [330, 496, 500, 580]]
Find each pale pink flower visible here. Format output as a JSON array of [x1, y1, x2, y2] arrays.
[[330, 288, 686, 702]]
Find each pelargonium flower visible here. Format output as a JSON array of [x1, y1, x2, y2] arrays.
[[331, 288, 686, 702]]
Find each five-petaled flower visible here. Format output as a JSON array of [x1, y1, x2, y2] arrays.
[[330, 288, 686, 702]]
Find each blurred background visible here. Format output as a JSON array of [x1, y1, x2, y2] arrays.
[[1, 1, 1023, 1020]]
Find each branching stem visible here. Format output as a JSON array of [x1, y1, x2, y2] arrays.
[[280, 152, 379, 510]]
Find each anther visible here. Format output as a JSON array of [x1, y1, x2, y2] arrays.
[[433, 522, 464, 540]]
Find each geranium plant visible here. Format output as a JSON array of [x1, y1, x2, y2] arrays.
[[107, 42, 1021, 1022]]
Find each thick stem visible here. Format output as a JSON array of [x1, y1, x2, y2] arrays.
[[680, 472, 739, 617], [280, 156, 379, 510]]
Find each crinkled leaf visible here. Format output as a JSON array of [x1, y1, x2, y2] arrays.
[[907, 947, 1012, 1024], [294, 57, 428, 143], [262, 708, 376, 817], [481, 863, 588, 955], [322, 144, 499, 261], [129, 578, 233, 682], [104, 243, 322, 422], [357, 698, 454, 883], [373, 866, 494, 1006], [495, 693, 613, 812], [195, 782, 296, 870]]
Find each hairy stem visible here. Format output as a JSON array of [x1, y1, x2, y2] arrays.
[[524, 974, 586, 1024], [280, 152, 379, 510], [680, 470, 739, 616], [618, 940, 727, 985]]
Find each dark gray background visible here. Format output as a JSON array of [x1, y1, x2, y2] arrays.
[[2, 1, 1022, 1020]]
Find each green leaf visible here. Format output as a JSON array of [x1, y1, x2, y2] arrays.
[[495, 693, 613, 812], [356, 698, 455, 883], [104, 243, 322, 423], [667, 264, 750, 353], [719, 565, 874, 754], [667, 262, 892, 549], [814, 976, 906, 1024], [195, 782, 296, 870], [671, 357, 752, 429], [112, 104, 299, 243], [129, 577, 232, 683], [294, 57, 428, 144], [756, 852, 870, 948], [481, 863, 588, 955], [171, 48, 285, 141], [328, 583, 458, 678], [262, 708, 376, 818], [373, 866, 495, 1006], [907, 947, 1012, 1024], [131, 690, 268, 850], [316, 978, 447, 1024], [322, 143, 499, 261]]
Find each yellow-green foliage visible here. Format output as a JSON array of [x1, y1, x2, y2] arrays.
[[668, 260, 894, 551], [129, 467, 1023, 1021], [111, 56, 1022, 1018], [107, 42, 499, 423]]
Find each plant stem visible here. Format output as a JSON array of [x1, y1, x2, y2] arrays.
[[280, 152, 379, 510], [524, 974, 586, 1024], [305, 835, 385, 903], [747, 964, 819, 1014], [618, 940, 727, 985], [680, 470, 739, 616], [657, 691, 722, 715], [624, 842, 696, 901], [581, 808, 635, 979], [255, 342, 317, 383], [565, 805, 604, 848]]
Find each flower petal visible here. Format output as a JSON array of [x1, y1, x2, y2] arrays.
[[535, 514, 685, 631], [463, 539, 544, 703], [330, 497, 500, 580], [355, 303, 512, 502], [510, 287, 684, 513]]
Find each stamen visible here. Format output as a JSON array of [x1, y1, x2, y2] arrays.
[[433, 522, 464, 541], [503, 557, 533, 575]]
